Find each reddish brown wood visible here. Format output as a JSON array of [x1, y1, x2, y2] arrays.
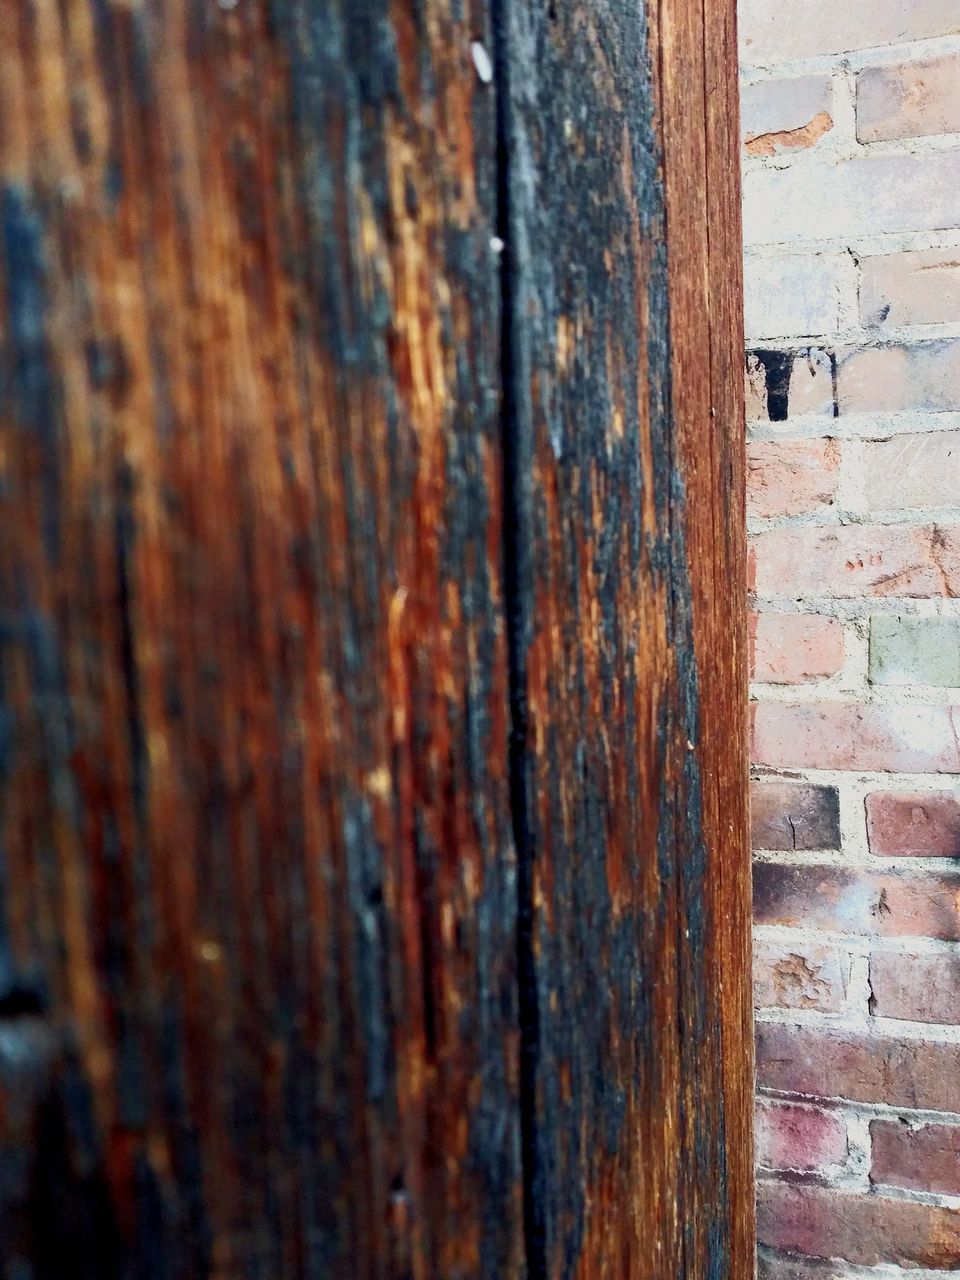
[[660, 0, 754, 1272], [499, 0, 751, 1274], [0, 1, 521, 1275], [0, 0, 751, 1276]]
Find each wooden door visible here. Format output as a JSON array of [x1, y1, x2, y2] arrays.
[[0, 0, 751, 1276]]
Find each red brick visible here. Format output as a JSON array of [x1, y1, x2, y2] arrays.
[[757, 1180, 960, 1269], [871, 1120, 960, 1195], [756, 1022, 960, 1112], [747, 440, 839, 519], [750, 523, 960, 600], [861, 431, 960, 511], [861, 249, 960, 328], [740, 0, 960, 62], [870, 951, 960, 1024], [752, 702, 960, 772], [866, 791, 960, 857], [858, 54, 960, 144], [756, 1101, 846, 1172], [754, 861, 960, 940], [754, 940, 849, 1013], [838, 340, 960, 414], [750, 614, 843, 683], [751, 778, 840, 851]]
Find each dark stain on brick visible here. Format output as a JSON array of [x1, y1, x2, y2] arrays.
[[751, 349, 794, 421]]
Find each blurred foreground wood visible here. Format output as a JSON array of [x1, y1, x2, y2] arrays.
[[0, 0, 751, 1275]]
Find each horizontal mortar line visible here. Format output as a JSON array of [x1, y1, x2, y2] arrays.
[[746, 223, 960, 255], [755, 1007, 873, 1031], [746, 321, 960, 348], [755, 928, 960, 951], [873, 1015, 960, 1041], [755, 1248, 960, 1280], [743, 132, 960, 177], [752, 849, 960, 872], [754, 595, 960, 610], [755, 1168, 960, 1212], [757, 1090, 960, 1121], [750, 685, 960, 706], [751, 765, 960, 786], [750, 685, 876, 702], [756, 1008, 960, 1043], [757, 1086, 960, 1129], [745, 228, 960, 258], [740, 33, 960, 82], [753, 925, 960, 955], [748, 509, 960, 532], [863, 1182, 960, 1212], [748, 413, 960, 441], [825, 1100, 960, 1129], [748, 599, 960, 618], [755, 1157, 850, 1179]]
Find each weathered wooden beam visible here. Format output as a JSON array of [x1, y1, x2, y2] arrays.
[[498, 0, 750, 1274], [0, 1, 521, 1274], [0, 0, 750, 1275]]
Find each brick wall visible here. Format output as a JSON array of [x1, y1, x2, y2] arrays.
[[740, 4, 960, 1275]]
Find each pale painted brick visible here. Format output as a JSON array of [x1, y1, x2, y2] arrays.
[[861, 430, 960, 510], [861, 248, 960, 328], [754, 939, 849, 1011], [858, 53, 960, 144], [750, 523, 960, 600], [743, 152, 960, 247], [869, 616, 960, 686], [747, 439, 839, 518], [751, 613, 844, 682], [740, 0, 960, 63], [751, 702, 960, 772], [743, 76, 834, 157], [838, 340, 960, 414], [745, 255, 848, 340]]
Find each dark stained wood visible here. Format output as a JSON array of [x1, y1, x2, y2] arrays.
[[0, 1, 522, 1276], [498, 0, 751, 1275], [0, 0, 751, 1277]]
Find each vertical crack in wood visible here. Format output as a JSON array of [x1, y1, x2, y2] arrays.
[[491, 1, 546, 1275]]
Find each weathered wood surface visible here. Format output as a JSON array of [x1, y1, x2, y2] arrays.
[[660, 0, 754, 1271], [0, 2, 521, 1276], [500, 0, 751, 1275], [0, 0, 750, 1277]]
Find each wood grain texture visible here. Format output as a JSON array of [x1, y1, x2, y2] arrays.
[[499, 0, 751, 1275], [0, 0, 751, 1276], [0, 1, 522, 1276], [660, 0, 754, 1273]]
